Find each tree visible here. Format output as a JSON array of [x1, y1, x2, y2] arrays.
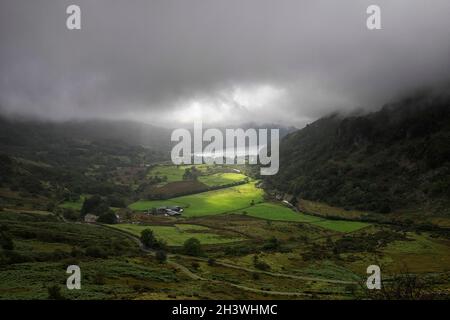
[[182, 238, 203, 256], [107, 195, 126, 208], [62, 208, 80, 221], [80, 195, 102, 216], [97, 212, 118, 224], [141, 229, 157, 248], [183, 166, 200, 181]]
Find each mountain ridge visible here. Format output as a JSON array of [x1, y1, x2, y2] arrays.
[[265, 89, 450, 215]]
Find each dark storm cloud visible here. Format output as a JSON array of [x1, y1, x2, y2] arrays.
[[1, 0, 449, 126]]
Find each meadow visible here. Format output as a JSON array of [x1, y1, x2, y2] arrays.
[[241, 203, 369, 232], [59, 195, 86, 210], [147, 164, 209, 184], [198, 172, 247, 187], [130, 182, 264, 217], [111, 223, 244, 246], [131, 167, 370, 233]]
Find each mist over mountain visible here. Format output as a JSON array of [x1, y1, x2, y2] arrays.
[[1, 1, 450, 127], [266, 88, 450, 214], [0, 117, 173, 154]]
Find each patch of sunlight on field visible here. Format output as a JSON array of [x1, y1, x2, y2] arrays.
[[129, 199, 188, 211], [59, 195, 86, 210], [111, 223, 243, 246], [129, 182, 264, 217], [198, 172, 247, 187], [242, 202, 369, 232]]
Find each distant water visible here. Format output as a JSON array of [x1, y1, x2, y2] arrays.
[[194, 145, 264, 158]]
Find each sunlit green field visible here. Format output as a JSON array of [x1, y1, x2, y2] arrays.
[[60, 195, 120, 213], [111, 223, 243, 246], [59, 196, 85, 210], [129, 199, 186, 211], [130, 182, 264, 217], [198, 172, 247, 187], [242, 202, 370, 232]]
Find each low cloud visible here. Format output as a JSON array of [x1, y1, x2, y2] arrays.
[[1, 0, 449, 127]]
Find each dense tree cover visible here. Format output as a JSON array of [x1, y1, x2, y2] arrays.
[[0, 117, 167, 208], [266, 89, 450, 214], [80, 196, 119, 223], [97, 212, 118, 224]]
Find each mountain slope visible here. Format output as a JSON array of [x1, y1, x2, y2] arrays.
[[266, 89, 450, 214]]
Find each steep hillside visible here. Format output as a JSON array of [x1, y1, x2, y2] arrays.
[[266, 90, 450, 214]]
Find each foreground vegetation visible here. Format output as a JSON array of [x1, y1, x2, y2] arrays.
[[1, 105, 449, 299]]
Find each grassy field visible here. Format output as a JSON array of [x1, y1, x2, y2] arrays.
[[242, 203, 322, 223], [129, 199, 187, 211], [198, 172, 247, 187], [148, 164, 209, 184], [0, 258, 182, 300], [112, 223, 243, 246], [242, 202, 370, 232], [59, 195, 86, 210], [311, 219, 370, 233], [130, 182, 264, 217], [380, 233, 450, 273], [147, 165, 187, 183]]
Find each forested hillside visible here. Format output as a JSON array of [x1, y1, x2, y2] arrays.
[[266, 89, 450, 214]]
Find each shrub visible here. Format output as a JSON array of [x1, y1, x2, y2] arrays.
[[85, 246, 108, 258], [155, 250, 167, 263], [254, 261, 271, 271], [262, 237, 280, 251], [47, 285, 65, 300], [141, 229, 157, 248], [182, 238, 203, 257]]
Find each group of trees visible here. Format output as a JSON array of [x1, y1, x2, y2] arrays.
[[80, 195, 124, 224], [182, 167, 201, 181], [140, 229, 205, 262], [140, 229, 168, 263]]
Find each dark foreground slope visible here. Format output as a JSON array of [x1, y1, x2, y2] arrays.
[[266, 89, 450, 215]]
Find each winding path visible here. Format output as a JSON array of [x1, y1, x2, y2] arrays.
[[93, 223, 358, 297]]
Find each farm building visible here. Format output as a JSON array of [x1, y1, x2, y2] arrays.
[[147, 206, 184, 216]]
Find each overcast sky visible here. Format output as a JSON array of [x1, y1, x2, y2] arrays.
[[1, 0, 449, 127]]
